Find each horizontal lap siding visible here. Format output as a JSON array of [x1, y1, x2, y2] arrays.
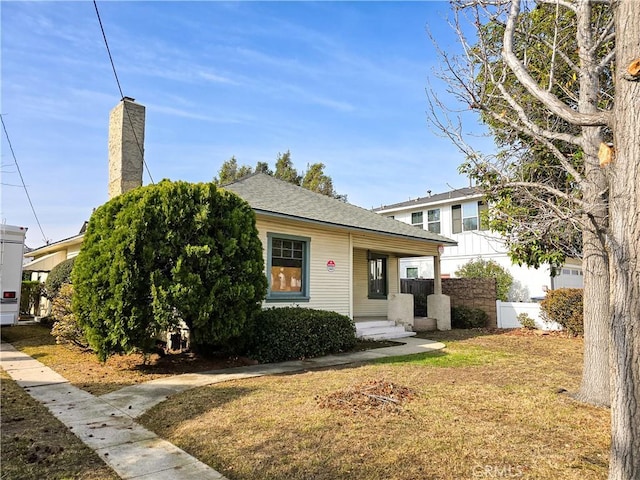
[[256, 217, 351, 316], [352, 248, 398, 317]]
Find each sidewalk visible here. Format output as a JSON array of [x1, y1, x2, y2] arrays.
[[0, 337, 444, 479]]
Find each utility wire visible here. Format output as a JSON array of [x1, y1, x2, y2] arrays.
[[0, 114, 49, 243], [93, 0, 154, 184]]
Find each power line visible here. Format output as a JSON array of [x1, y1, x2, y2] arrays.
[[0, 114, 49, 243], [93, 0, 154, 184]]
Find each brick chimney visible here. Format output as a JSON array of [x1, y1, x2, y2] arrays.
[[108, 97, 145, 199]]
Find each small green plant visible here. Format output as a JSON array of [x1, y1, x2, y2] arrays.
[[540, 288, 583, 336], [517, 312, 537, 330], [247, 307, 357, 363], [451, 306, 489, 329], [50, 284, 89, 349]]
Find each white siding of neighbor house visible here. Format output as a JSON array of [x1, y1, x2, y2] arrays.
[[389, 198, 582, 301], [255, 216, 351, 317]]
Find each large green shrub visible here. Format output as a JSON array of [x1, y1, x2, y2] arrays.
[[451, 306, 489, 329], [455, 258, 513, 301], [72, 180, 267, 361], [44, 257, 75, 299], [248, 307, 357, 363], [20, 281, 43, 316], [540, 288, 583, 336]]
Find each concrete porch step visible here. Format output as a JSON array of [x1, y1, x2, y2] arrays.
[[355, 320, 417, 341]]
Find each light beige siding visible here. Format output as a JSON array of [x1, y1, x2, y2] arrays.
[[256, 216, 351, 316], [352, 248, 400, 318]]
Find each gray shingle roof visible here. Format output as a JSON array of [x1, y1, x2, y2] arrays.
[[224, 173, 456, 245], [372, 187, 480, 212]]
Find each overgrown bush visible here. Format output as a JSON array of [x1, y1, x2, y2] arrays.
[[50, 284, 89, 349], [517, 312, 537, 330], [44, 257, 75, 299], [455, 259, 513, 301], [20, 281, 43, 316], [451, 306, 489, 329], [72, 180, 267, 361], [247, 307, 357, 363], [540, 288, 583, 336]]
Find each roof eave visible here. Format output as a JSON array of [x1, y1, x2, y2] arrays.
[[254, 209, 457, 246]]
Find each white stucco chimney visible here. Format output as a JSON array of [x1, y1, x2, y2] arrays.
[[108, 97, 145, 200]]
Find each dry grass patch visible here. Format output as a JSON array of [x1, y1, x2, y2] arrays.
[[0, 323, 255, 395], [140, 333, 609, 480], [0, 370, 118, 480]]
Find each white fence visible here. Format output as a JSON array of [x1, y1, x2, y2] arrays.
[[496, 300, 562, 331]]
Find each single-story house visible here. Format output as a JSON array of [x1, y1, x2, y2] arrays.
[[223, 173, 456, 323], [23, 98, 458, 335]]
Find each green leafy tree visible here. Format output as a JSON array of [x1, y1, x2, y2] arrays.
[[72, 180, 267, 361], [214, 156, 253, 185], [301, 163, 335, 196], [273, 150, 302, 185], [455, 259, 513, 302], [214, 151, 346, 200]]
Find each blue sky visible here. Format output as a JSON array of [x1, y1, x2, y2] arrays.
[[1, 1, 488, 248]]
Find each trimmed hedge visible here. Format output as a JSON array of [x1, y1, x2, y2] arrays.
[[540, 288, 583, 336], [20, 281, 43, 316], [44, 258, 75, 299], [248, 307, 357, 363], [451, 306, 489, 329]]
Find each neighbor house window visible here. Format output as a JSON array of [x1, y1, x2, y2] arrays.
[[406, 267, 418, 279], [368, 253, 387, 299], [427, 208, 441, 234], [411, 211, 423, 229], [267, 233, 310, 302], [452, 201, 488, 233]]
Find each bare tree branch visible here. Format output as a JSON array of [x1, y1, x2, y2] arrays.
[[502, 0, 611, 126]]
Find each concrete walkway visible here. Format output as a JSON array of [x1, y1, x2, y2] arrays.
[[0, 337, 444, 479]]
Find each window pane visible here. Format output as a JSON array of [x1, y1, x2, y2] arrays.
[[427, 209, 440, 222], [463, 217, 478, 231], [269, 236, 307, 296], [406, 267, 418, 279], [411, 212, 423, 224], [427, 222, 441, 234], [462, 202, 478, 218], [452, 205, 462, 234], [271, 266, 302, 292]]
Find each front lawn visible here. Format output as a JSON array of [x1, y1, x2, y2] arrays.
[[139, 331, 609, 480]]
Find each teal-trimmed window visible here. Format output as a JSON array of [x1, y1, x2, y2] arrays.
[[266, 233, 310, 302], [368, 252, 388, 299]]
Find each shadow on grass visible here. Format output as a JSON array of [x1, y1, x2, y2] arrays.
[[141, 385, 259, 427], [414, 327, 516, 343]]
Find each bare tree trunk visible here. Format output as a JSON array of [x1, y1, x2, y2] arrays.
[[578, 134, 610, 406], [608, 1, 640, 477], [575, 1, 610, 407]]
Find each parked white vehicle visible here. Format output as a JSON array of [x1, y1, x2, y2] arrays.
[[1, 224, 27, 326]]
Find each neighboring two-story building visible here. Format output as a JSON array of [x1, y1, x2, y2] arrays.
[[373, 187, 583, 301]]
